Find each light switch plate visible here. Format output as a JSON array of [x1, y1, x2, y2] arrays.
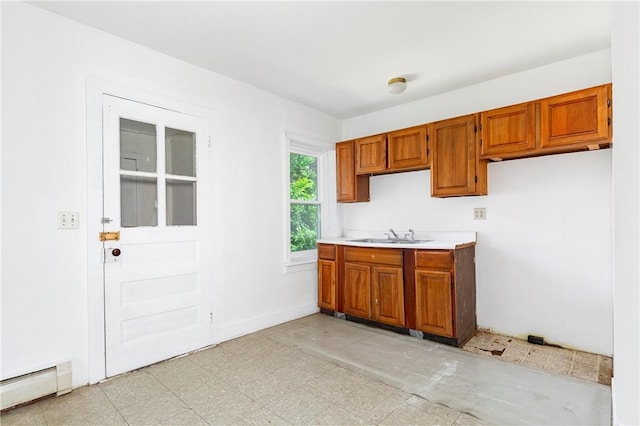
[[58, 211, 79, 229]]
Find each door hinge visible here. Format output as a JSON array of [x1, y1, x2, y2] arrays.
[[479, 139, 483, 146], [607, 98, 611, 107], [475, 176, 478, 183], [426, 134, 429, 142], [100, 217, 113, 224], [608, 117, 611, 126], [209, 312, 213, 323]]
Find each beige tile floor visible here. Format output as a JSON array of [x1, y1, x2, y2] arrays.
[[461, 330, 613, 386], [1, 314, 610, 425]]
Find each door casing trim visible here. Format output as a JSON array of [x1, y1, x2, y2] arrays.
[[86, 77, 217, 384]]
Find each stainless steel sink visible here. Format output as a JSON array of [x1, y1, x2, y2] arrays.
[[348, 238, 430, 244]]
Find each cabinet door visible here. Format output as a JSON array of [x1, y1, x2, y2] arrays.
[[480, 102, 536, 158], [344, 262, 371, 318], [355, 134, 387, 175], [387, 126, 428, 172], [431, 114, 487, 197], [336, 140, 369, 203], [540, 84, 611, 149], [372, 266, 405, 327], [415, 270, 454, 337], [317, 259, 336, 310]]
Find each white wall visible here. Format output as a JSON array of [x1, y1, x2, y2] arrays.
[[0, 3, 340, 387], [611, 2, 640, 424], [341, 50, 613, 356]]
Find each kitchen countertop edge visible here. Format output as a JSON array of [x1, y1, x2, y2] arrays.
[[317, 238, 476, 250]]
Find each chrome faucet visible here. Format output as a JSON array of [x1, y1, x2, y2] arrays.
[[388, 228, 399, 239], [404, 229, 415, 240]]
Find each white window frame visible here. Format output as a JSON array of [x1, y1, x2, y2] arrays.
[[284, 132, 334, 271]]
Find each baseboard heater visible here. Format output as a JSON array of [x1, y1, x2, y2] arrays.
[[1, 362, 72, 411]]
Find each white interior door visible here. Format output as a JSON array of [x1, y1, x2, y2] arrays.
[[103, 95, 210, 377]]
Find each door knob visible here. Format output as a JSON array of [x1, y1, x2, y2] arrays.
[[111, 248, 122, 257]]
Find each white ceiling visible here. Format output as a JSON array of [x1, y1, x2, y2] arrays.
[[29, 1, 612, 119]]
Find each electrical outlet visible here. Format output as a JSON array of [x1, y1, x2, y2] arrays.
[[58, 211, 79, 229], [473, 208, 487, 220]]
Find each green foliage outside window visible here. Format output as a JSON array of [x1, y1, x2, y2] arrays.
[[290, 153, 320, 252]]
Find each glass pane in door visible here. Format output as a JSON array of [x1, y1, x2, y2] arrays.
[[165, 127, 196, 177], [166, 180, 197, 226], [121, 176, 158, 227], [120, 118, 157, 172]]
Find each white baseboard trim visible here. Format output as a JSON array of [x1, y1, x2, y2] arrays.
[[215, 303, 319, 344], [611, 376, 616, 425]]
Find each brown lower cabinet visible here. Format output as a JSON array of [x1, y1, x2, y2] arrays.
[[317, 244, 337, 311], [344, 247, 405, 327], [317, 243, 476, 347]]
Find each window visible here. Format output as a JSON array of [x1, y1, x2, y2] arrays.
[[290, 151, 320, 253], [286, 133, 334, 266]]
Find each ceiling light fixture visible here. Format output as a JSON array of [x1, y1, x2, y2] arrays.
[[387, 77, 407, 95]]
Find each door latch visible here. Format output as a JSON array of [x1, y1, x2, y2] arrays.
[[99, 231, 120, 241]]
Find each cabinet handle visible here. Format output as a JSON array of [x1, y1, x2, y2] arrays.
[[375, 299, 379, 304]]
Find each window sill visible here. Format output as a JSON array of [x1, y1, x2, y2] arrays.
[[284, 258, 317, 274]]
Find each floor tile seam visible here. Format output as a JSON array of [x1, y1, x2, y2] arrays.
[[375, 398, 415, 426], [92, 384, 130, 424], [15, 401, 48, 426], [384, 398, 463, 426], [242, 405, 292, 425], [39, 399, 122, 426], [293, 398, 345, 425], [292, 382, 337, 407], [233, 377, 294, 410], [161, 374, 246, 413], [43, 384, 123, 424], [160, 409, 209, 426]]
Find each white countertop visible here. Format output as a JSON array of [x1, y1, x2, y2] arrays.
[[317, 230, 476, 250]]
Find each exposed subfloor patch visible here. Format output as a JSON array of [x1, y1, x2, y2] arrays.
[[462, 330, 613, 385]]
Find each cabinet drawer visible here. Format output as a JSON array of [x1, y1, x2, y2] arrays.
[[344, 247, 403, 266], [415, 250, 452, 271], [318, 244, 336, 260]]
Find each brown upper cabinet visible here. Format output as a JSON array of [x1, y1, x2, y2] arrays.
[[387, 126, 429, 172], [539, 84, 611, 150], [336, 140, 370, 203], [430, 114, 488, 197], [479, 84, 612, 160], [355, 127, 429, 175], [355, 134, 387, 174], [480, 102, 536, 158], [335, 83, 612, 201]]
